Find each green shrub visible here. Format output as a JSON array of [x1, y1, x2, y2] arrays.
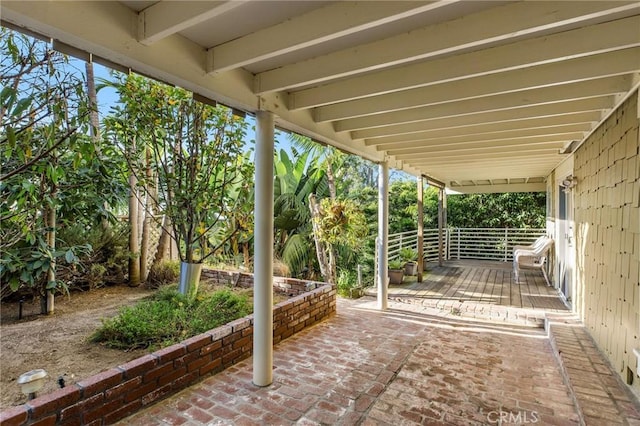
[[90, 286, 251, 350], [147, 260, 180, 288], [191, 289, 251, 334], [336, 269, 359, 298]]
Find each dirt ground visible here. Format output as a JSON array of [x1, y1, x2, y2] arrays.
[[0, 285, 154, 410]]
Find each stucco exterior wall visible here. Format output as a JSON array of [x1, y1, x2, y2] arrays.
[[572, 91, 640, 392]]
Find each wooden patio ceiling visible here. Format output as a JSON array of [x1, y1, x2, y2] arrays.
[[3, 1, 639, 192]]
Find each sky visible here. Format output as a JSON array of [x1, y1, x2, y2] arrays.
[[85, 59, 293, 156]]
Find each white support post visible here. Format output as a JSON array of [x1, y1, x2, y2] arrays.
[[438, 188, 444, 267], [443, 190, 447, 260], [253, 110, 274, 387], [377, 162, 389, 311], [417, 176, 424, 282]]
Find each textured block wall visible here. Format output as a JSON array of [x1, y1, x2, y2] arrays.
[[573, 91, 639, 392]]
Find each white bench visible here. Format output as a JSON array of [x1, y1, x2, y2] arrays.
[[513, 236, 554, 286]]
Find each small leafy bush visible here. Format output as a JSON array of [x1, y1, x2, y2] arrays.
[[90, 286, 251, 350], [336, 269, 359, 298], [147, 260, 180, 288]]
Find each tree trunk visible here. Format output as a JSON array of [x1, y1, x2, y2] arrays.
[[128, 140, 140, 286], [309, 194, 330, 283], [153, 214, 171, 265], [242, 242, 250, 269], [139, 148, 152, 282], [326, 159, 337, 201], [42, 203, 56, 314], [86, 61, 111, 231]]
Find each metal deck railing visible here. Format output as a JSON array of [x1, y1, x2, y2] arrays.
[[388, 227, 546, 262]]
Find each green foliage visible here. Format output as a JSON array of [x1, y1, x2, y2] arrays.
[[399, 248, 417, 262], [388, 260, 404, 270], [273, 148, 328, 277], [0, 28, 128, 299], [315, 198, 367, 248], [336, 269, 358, 298], [90, 286, 251, 350], [103, 73, 251, 264], [447, 192, 546, 228], [147, 260, 180, 288], [190, 289, 251, 334]]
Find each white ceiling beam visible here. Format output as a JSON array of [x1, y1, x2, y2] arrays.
[[364, 114, 599, 146], [448, 183, 547, 194], [258, 2, 640, 94], [291, 15, 640, 109], [376, 126, 589, 151], [392, 140, 572, 160], [314, 48, 640, 122], [408, 154, 559, 166], [353, 101, 611, 139], [206, 1, 453, 73], [411, 166, 556, 178], [334, 76, 631, 132], [137, 1, 248, 46]]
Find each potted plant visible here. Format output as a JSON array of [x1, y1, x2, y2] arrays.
[[399, 248, 418, 275], [388, 259, 405, 285]]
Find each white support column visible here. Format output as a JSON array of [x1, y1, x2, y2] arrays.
[[438, 188, 444, 267], [253, 110, 274, 387], [377, 162, 389, 310], [443, 190, 448, 259], [417, 176, 424, 282]]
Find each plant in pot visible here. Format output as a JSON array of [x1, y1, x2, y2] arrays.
[[110, 75, 251, 298], [388, 259, 405, 285], [399, 248, 418, 275]]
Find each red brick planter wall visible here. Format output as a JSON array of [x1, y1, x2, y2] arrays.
[[0, 273, 336, 426]]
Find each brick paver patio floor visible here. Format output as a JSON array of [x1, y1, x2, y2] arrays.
[[120, 296, 610, 425]]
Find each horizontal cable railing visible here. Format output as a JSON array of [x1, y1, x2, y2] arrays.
[[389, 227, 545, 263]]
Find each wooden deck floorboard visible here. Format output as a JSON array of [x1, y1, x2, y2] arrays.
[[371, 260, 568, 314]]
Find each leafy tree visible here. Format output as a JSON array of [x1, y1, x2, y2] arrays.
[[0, 28, 126, 309], [104, 73, 251, 268], [447, 192, 546, 228]]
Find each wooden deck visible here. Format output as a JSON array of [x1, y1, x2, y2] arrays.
[[365, 260, 569, 324]]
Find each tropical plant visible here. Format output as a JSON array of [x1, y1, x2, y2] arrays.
[[399, 248, 418, 263], [272, 148, 328, 277], [388, 259, 404, 270], [310, 197, 367, 284]]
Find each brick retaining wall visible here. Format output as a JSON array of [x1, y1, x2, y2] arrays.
[[0, 272, 336, 426]]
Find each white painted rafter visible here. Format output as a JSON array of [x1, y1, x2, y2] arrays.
[[314, 48, 640, 122], [374, 125, 590, 152], [206, 1, 454, 73], [137, 1, 248, 46], [407, 153, 560, 165], [353, 100, 612, 139], [391, 139, 575, 160], [257, 2, 640, 94], [334, 76, 631, 132], [293, 16, 640, 109], [363, 114, 599, 146]]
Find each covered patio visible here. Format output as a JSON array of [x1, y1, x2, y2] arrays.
[[117, 260, 636, 425], [119, 293, 638, 425], [2, 0, 639, 423]]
